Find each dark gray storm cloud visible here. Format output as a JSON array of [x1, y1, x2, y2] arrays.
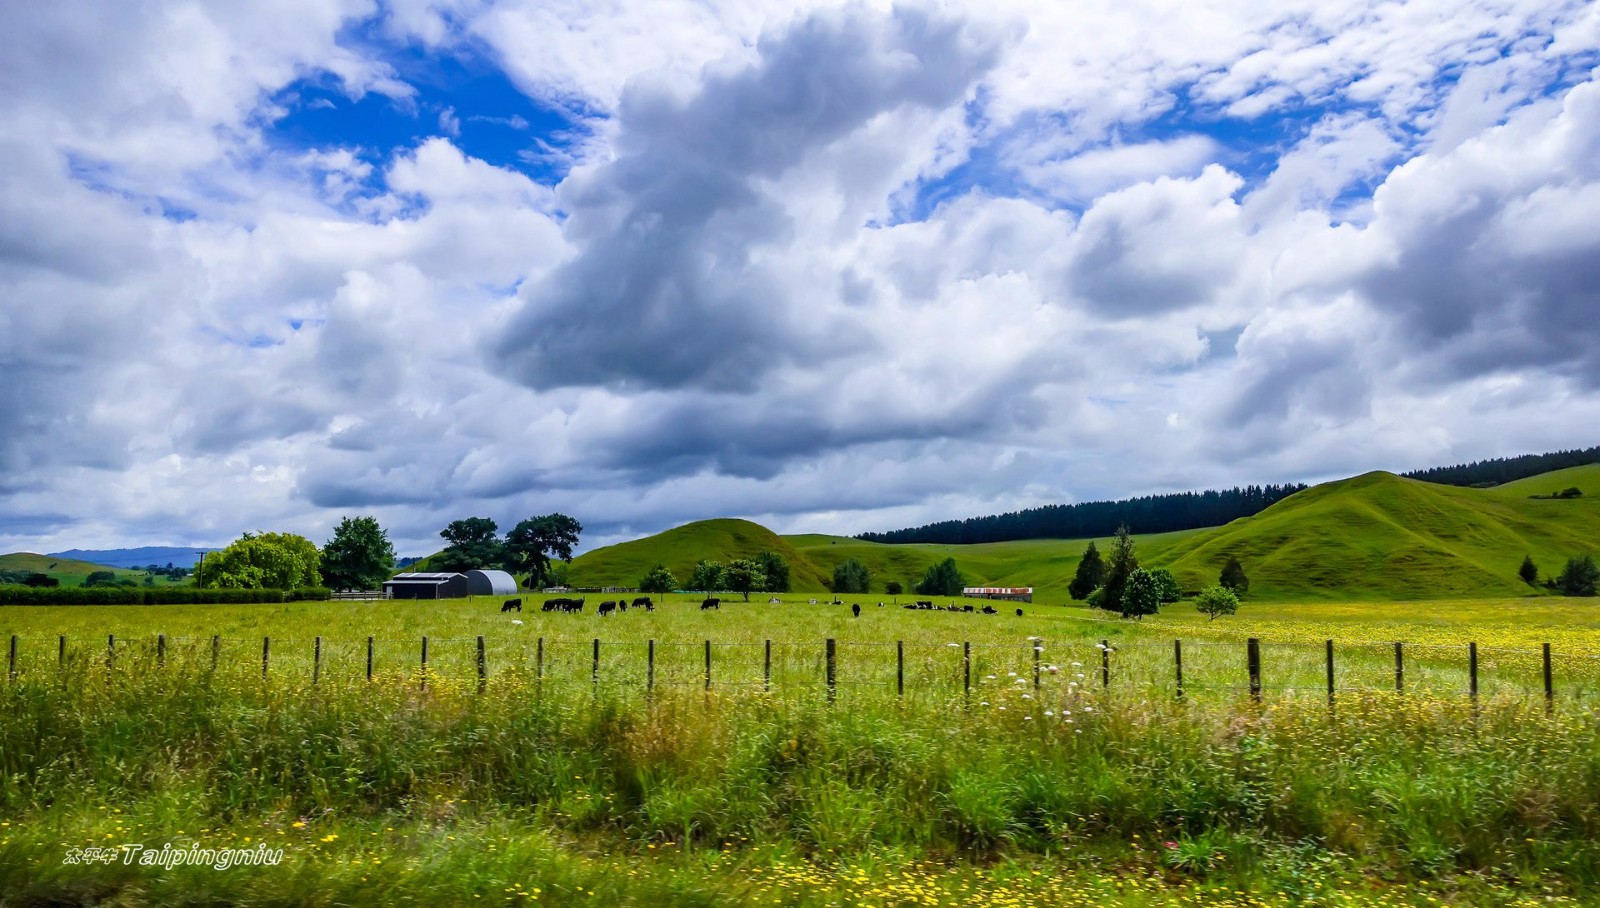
[[1360, 82, 1600, 386], [493, 6, 1002, 392]]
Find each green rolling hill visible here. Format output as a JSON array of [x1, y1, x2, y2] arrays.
[[0, 553, 177, 588], [563, 467, 1600, 602], [565, 519, 833, 591]]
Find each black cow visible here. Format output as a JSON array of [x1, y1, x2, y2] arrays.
[[597, 600, 617, 616], [916, 600, 933, 608], [981, 605, 997, 615], [543, 597, 584, 613], [961, 605, 974, 613], [500, 598, 522, 613], [632, 596, 654, 610], [851, 603, 860, 618], [701, 597, 720, 610], [1015, 608, 1024, 617]]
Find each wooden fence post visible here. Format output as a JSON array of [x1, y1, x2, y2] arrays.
[[1468, 642, 1478, 706], [825, 638, 836, 703], [704, 639, 712, 692], [58, 635, 66, 673], [211, 635, 219, 674], [1393, 642, 1403, 695], [963, 642, 971, 704], [536, 637, 544, 690], [7, 635, 15, 683], [313, 636, 322, 686], [647, 639, 655, 693], [592, 638, 600, 692], [764, 639, 772, 693], [261, 636, 270, 680], [106, 634, 114, 682], [420, 636, 428, 689], [366, 636, 373, 682], [897, 641, 905, 698], [1543, 642, 1554, 715], [1325, 639, 1335, 709], [477, 635, 486, 693], [1173, 639, 1183, 700], [1247, 638, 1261, 702], [157, 634, 166, 670], [1101, 639, 1110, 689], [1032, 639, 1042, 690]]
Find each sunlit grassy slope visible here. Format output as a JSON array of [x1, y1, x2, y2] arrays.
[[0, 552, 172, 588], [566, 468, 1600, 601], [565, 518, 832, 590]]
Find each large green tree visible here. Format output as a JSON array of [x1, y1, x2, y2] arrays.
[[723, 558, 763, 601], [689, 560, 725, 592], [756, 551, 791, 593], [319, 516, 397, 591], [434, 518, 503, 573], [1120, 568, 1161, 620], [639, 564, 677, 595], [1099, 525, 1138, 613], [1148, 567, 1183, 604], [504, 513, 583, 590], [1068, 541, 1104, 600], [832, 558, 871, 594], [198, 532, 321, 589], [915, 557, 965, 597]]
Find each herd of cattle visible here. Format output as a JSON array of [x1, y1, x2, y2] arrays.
[[499, 596, 1021, 617]]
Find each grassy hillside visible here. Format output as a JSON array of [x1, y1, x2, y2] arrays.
[[566, 518, 833, 591], [1485, 463, 1600, 498], [564, 467, 1600, 602], [0, 553, 178, 588], [1163, 471, 1600, 599]]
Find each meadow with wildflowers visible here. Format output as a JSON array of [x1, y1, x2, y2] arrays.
[[3, 594, 1600, 905]]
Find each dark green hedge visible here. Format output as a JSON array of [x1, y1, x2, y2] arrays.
[[0, 587, 332, 606]]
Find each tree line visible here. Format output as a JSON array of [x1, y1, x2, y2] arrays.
[[856, 485, 1306, 545], [1403, 446, 1600, 488]]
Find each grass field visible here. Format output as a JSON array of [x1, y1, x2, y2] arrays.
[[4, 595, 1600, 905]]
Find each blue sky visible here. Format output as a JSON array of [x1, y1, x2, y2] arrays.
[[2, 0, 1598, 556]]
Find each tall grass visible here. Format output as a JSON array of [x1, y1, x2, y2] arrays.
[[4, 597, 1600, 904]]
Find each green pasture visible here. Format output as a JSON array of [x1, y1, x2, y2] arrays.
[[4, 596, 1600, 904]]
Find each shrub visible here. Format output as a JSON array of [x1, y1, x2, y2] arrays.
[[1557, 556, 1599, 597], [1120, 569, 1161, 619], [1219, 556, 1249, 597], [1195, 585, 1240, 621]]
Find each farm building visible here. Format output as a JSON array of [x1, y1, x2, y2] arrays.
[[383, 572, 469, 599], [466, 569, 519, 596], [963, 586, 1033, 603]]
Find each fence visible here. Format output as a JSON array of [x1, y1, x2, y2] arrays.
[[7, 633, 1600, 706]]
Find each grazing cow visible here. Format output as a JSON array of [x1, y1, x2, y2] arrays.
[[916, 600, 933, 608], [1015, 608, 1024, 617], [543, 597, 585, 613], [631, 596, 653, 610], [981, 605, 997, 615], [701, 597, 720, 610], [961, 605, 974, 613], [851, 603, 861, 618], [597, 600, 616, 617], [617, 600, 628, 612], [500, 598, 522, 613]]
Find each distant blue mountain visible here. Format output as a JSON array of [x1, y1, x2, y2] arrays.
[[48, 547, 219, 569]]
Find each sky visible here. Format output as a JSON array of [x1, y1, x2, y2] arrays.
[[2, 1, 1598, 558]]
